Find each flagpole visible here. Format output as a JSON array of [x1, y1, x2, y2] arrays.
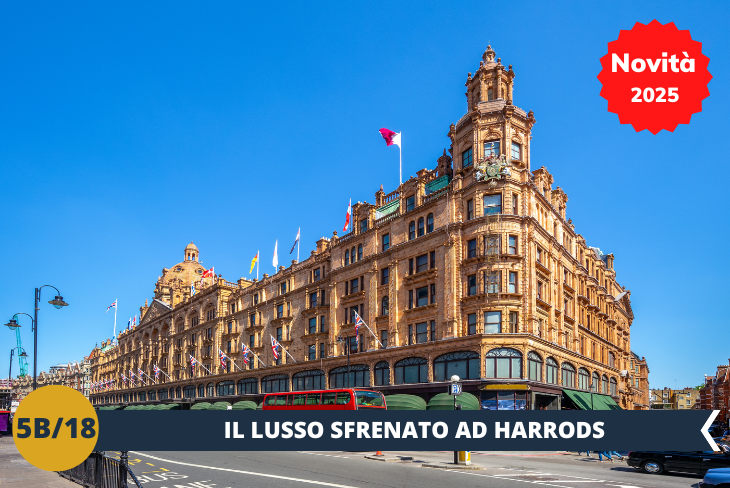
[[257, 250, 259, 280], [113, 298, 117, 343], [297, 228, 300, 262], [399, 141, 402, 186]]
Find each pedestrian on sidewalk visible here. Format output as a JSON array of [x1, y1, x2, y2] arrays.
[[597, 451, 613, 462], [607, 451, 624, 460], [577, 451, 592, 457]]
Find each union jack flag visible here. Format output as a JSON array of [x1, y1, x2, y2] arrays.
[[241, 344, 250, 365], [354, 310, 365, 349], [138, 368, 145, 382], [153, 364, 160, 381], [106, 300, 117, 312], [129, 370, 136, 387], [219, 350, 227, 369], [121, 374, 127, 386], [271, 335, 281, 360], [190, 355, 197, 373]]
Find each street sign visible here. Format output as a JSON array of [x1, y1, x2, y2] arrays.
[[449, 383, 462, 395]]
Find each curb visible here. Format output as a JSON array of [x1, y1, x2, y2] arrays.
[[421, 463, 483, 470], [364, 456, 403, 462]]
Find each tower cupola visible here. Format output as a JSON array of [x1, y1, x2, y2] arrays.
[[184, 242, 199, 262]]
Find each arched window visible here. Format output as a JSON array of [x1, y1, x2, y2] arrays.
[[381, 296, 389, 316], [578, 368, 590, 390], [427, 213, 434, 233], [591, 372, 600, 392], [601, 375, 608, 395], [408, 221, 416, 240], [487, 88, 494, 101], [175, 387, 181, 398], [237, 377, 258, 395], [183, 385, 196, 399], [123, 393, 129, 403], [197, 384, 205, 397], [374, 361, 390, 386], [139, 392, 146, 402], [351, 247, 356, 262], [433, 352, 480, 381], [394, 357, 428, 384], [357, 244, 363, 261], [527, 352, 543, 382], [148, 390, 156, 401], [206, 383, 214, 397], [610, 377, 617, 396], [262, 374, 289, 393], [158, 389, 168, 400], [329, 364, 369, 388], [292, 370, 325, 391], [217, 380, 235, 396], [485, 348, 522, 379], [546, 358, 558, 384], [345, 249, 350, 266], [417, 218, 425, 237], [561, 363, 576, 388], [608, 352, 615, 368]]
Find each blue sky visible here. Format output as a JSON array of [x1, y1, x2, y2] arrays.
[[1, 1, 727, 390]]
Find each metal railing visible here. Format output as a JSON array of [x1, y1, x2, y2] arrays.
[[58, 451, 142, 488]]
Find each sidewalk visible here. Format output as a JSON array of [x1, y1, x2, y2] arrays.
[[0, 435, 78, 487]]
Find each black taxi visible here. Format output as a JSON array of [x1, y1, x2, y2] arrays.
[[628, 441, 730, 475]]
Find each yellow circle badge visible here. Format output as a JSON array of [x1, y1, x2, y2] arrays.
[[12, 385, 99, 471]]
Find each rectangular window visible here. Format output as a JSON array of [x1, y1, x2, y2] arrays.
[[484, 140, 500, 157], [467, 199, 474, 220], [253, 293, 259, 305], [508, 235, 517, 254], [308, 317, 317, 334], [408, 258, 414, 275], [430, 283, 436, 304], [537, 247, 543, 263], [467, 313, 477, 335], [226, 340, 232, 353], [408, 290, 414, 309], [537, 281, 544, 301], [415, 322, 428, 343], [430, 250, 436, 269], [430, 320, 436, 341], [320, 343, 325, 359], [486, 271, 500, 293], [308, 345, 316, 361], [462, 147, 473, 168], [349, 306, 360, 324], [382, 233, 390, 252], [360, 219, 368, 233], [281, 282, 287, 295], [380, 330, 388, 348], [276, 327, 282, 342], [485, 311, 501, 334], [277, 304, 284, 318], [350, 278, 359, 294], [320, 316, 325, 333], [228, 321, 233, 334], [483, 194, 502, 215], [485, 235, 500, 255], [467, 239, 477, 258], [511, 141, 521, 161], [508, 272, 517, 293], [408, 325, 413, 345], [512, 194, 518, 215], [467, 274, 477, 296], [310, 292, 318, 308], [249, 335, 255, 349], [313, 268, 320, 282], [406, 195, 415, 212], [381, 267, 389, 285], [416, 286, 428, 307], [416, 254, 428, 273], [508, 312, 518, 333]]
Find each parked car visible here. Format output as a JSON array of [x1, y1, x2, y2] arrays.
[[628, 442, 730, 475], [701, 467, 730, 487]]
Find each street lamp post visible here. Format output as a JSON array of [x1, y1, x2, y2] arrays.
[[5, 286, 68, 391], [8, 349, 13, 383], [589, 382, 595, 410], [336, 335, 350, 387]]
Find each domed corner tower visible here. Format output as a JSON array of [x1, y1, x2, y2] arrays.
[[449, 45, 536, 183], [154, 242, 206, 306]]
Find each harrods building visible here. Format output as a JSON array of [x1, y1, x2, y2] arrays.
[[90, 46, 643, 411]]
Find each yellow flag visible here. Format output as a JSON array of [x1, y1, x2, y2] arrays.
[[250, 251, 259, 273]]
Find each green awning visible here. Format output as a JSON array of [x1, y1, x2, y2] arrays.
[[563, 389, 622, 410], [427, 392, 480, 410], [384, 394, 427, 410], [425, 175, 452, 194], [375, 200, 400, 219]]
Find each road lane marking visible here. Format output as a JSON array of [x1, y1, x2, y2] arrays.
[[146, 463, 155, 466], [130, 451, 361, 487], [297, 452, 351, 459]]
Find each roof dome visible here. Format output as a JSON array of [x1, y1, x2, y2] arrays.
[[185, 242, 198, 252]]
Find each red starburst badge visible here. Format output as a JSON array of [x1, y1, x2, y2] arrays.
[[597, 20, 712, 134]]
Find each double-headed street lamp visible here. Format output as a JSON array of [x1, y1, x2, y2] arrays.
[[5, 285, 68, 391], [336, 334, 350, 387], [7, 348, 28, 382]]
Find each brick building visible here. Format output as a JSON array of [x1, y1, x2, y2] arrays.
[[629, 352, 650, 409], [90, 46, 638, 411], [701, 364, 730, 421]]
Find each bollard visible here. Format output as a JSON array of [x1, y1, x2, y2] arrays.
[[119, 451, 129, 486], [457, 451, 471, 465], [375, 451, 384, 456]]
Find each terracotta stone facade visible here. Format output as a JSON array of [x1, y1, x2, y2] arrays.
[[90, 46, 638, 411], [700, 363, 730, 421]]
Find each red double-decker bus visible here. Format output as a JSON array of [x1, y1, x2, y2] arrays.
[[262, 389, 386, 410]]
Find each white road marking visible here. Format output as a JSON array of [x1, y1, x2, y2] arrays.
[[297, 451, 351, 459], [129, 451, 360, 488]]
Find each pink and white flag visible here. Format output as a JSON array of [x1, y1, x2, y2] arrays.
[[379, 128, 401, 148], [343, 199, 351, 232]]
